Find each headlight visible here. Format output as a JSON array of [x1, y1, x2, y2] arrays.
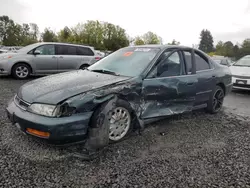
[[28, 103, 60, 117]]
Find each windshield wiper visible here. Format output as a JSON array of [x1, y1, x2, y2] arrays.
[[90, 69, 120, 76]]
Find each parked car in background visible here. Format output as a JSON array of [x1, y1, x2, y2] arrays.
[[6, 45, 232, 151], [230, 55, 250, 90], [0, 42, 100, 79], [211, 56, 233, 67], [1, 46, 19, 52], [95, 50, 105, 58]]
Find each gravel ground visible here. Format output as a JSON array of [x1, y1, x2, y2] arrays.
[[0, 76, 250, 188]]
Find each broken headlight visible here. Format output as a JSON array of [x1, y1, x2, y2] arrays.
[[58, 103, 76, 117]]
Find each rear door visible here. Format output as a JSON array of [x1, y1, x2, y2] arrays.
[[56, 45, 81, 72], [31, 44, 58, 74], [141, 48, 198, 119], [77, 46, 97, 66], [193, 50, 216, 105]]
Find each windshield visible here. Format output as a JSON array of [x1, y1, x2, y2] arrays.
[[234, 56, 250, 67], [17, 43, 40, 53], [88, 47, 160, 77]]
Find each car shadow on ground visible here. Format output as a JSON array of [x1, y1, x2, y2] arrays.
[[0, 75, 44, 80], [231, 89, 250, 95]]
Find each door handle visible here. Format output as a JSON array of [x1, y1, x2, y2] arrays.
[[59, 56, 63, 58], [52, 56, 56, 58]]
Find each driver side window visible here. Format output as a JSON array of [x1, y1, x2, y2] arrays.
[[148, 51, 181, 78], [35, 45, 55, 55]]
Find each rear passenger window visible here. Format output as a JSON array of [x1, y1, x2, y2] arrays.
[[195, 52, 210, 71], [68, 46, 77, 55], [57, 45, 77, 55], [183, 51, 192, 74], [77, 47, 94, 56]]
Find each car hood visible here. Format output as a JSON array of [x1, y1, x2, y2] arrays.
[[18, 70, 131, 104], [230, 66, 250, 76]]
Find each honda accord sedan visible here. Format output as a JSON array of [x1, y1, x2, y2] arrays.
[[6, 45, 232, 152]]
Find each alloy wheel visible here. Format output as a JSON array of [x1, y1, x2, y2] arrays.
[[16, 66, 29, 78], [108, 107, 131, 141], [212, 89, 224, 112]]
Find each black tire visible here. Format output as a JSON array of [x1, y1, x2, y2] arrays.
[[206, 85, 225, 114], [79, 64, 89, 70], [90, 99, 134, 143], [12, 63, 31, 79]]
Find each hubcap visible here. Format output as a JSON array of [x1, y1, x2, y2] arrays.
[[108, 107, 131, 141], [213, 89, 224, 112], [16, 66, 28, 78]]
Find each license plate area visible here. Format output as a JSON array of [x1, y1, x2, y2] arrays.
[[236, 79, 247, 85]]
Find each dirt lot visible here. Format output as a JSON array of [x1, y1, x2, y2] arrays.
[[0, 76, 250, 188]]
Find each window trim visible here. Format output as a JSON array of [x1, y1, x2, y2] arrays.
[[182, 49, 196, 75], [28, 44, 56, 55], [145, 48, 184, 79]]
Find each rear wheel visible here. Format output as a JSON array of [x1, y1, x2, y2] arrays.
[[206, 85, 225, 114], [12, 63, 31, 79]]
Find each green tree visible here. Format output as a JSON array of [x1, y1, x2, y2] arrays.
[[0, 16, 39, 46], [215, 41, 224, 55], [239, 39, 250, 58], [82, 20, 104, 50], [168, 39, 180, 45], [0, 16, 16, 45], [233, 45, 240, 60], [198, 29, 214, 53], [142, 31, 161, 44], [29, 23, 39, 41], [58, 26, 72, 43], [223, 41, 234, 57], [134, 36, 145, 45], [102, 22, 129, 51], [41, 28, 58, 42]]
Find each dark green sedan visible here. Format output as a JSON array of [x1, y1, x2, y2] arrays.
[[6, 45, 233, 152]]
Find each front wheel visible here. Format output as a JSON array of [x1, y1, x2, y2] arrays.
[[12, 63, 31, 79], [108, 106, 132, 142], [206, 85, 225, 114]]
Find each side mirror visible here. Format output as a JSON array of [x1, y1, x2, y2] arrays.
[[34, 50, 41, 55]]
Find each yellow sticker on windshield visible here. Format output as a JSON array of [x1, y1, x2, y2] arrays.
[[123, 52, 133, 56]]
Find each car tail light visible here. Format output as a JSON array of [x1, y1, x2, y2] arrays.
[[95, 56, 101, 60]]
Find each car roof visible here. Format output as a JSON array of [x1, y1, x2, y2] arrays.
[[127, 44, 192, 50], [37, 42, 94, 49]]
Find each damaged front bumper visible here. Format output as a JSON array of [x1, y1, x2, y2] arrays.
[[6, 99, 93, 145]]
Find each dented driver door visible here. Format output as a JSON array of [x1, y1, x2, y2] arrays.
[[140, 49, 198, 119]]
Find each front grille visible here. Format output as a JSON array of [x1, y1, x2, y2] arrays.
[[233, 83, 250, 89], [14, 95, 30, 110], [232, 75, 250, 79]]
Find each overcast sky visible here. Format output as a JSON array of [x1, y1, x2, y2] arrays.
[[1, 0, 250, 46]]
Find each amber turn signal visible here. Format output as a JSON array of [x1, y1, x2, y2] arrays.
[[26, 128, 50, 138]]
